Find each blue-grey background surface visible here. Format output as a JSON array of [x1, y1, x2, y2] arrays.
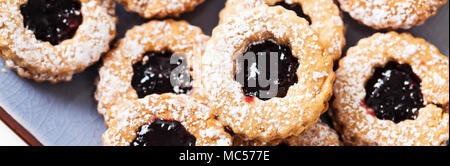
[[0, 1, 448, 146]]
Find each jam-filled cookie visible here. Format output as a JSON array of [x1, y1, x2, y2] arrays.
[[95, 20, 209, 124], [337, 0, 448, 30], [198, 6, 334, 142], [332, 32, 449, 146], [116, 0, 205, 18], [0, 0, 116, 83], [219, 0, 345, 60], [103, 94, 233, 146], [233, 121, 342, 146]]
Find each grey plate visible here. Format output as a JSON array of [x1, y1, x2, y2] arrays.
[[0, 1, 448, 146]]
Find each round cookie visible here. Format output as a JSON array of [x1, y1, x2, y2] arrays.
[[337, 0, 448, 30], [220, 0, 346, 60], [103, 94, 233, 146], [116, 0, 205, 18], [0, 0, 116, 83], [332, 32, 449, 146], [95, 20, 209, 125], [233, 121, 342, 146], [198, 6, 334, 142]]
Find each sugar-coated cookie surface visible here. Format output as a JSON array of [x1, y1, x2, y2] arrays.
[[116, 0, 205, 18], [234, 121, 342, 146], [332, 32, 449, 146], [0, 0, 116, 83], [97, 0, 116, 16], [103, 94, 232, 146], [199, 6, 334, 142], [337, 0, 448, 29], [220, 0, 345, 61], [95, 20, 209, 125]]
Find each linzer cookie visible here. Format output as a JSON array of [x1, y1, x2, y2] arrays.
[[220, 0, 345, 60], [198, 6, 334, 142], [332, 32, 449, 146], [0, 0, 116, 83], [233, 121, 342, 146], [337, 0, 448, 29], [103, 94, 232, 146], [116, 0, 205, 18], [95, 20, 209, 125]]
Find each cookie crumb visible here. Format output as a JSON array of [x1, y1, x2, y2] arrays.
[[1, 68, 7, 73]]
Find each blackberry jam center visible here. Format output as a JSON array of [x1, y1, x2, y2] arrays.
[[364, 61, 424, 123], [131, 119, 196, 146], [273, 2, 311, 25], [235, 40, 299, 101], [132, 51, 193, 98], [20, 0, 83, 45]]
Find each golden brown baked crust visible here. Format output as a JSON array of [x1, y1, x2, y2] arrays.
[[198, 6, 334, 142], [233, 121, 342, 146], [103, 94, 233, 146], [284, 122, 342, 146], [232, 135, 282, 146], [0, 0, 116, 83], [332, 32, 449, 146], [95, 20, 209, 125], [116, 0, 205, 18], [337, 0, 448, 30], [219, 0, 346, 60]]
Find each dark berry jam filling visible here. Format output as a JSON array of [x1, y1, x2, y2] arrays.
[[20, 0, 83, 45], [273, 2, 311, 25], [132, 51, 193, 98], [364, 61, 424, 123], [235, 40, 299, 101], [131, 119, 196, 146]]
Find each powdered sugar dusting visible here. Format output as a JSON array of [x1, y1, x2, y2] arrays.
[[198, 6, 334, 142], [220, 0, 346, 60], [333, 32, 449, 146], [284, 122, 342, 146], [102, 94, 232, 146], [97, 0, 116, 16], [0, 0, 116, 82], [338, 0, 448, 29], [117, 0, 205, 18], [234, 121, 342, 146], [95, 20, 209, 125]]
